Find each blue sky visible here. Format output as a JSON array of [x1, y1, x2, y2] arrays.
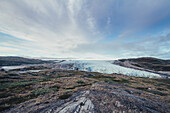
[[0, 0, 170, 59]]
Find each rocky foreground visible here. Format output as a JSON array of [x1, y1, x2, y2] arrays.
[[5, 82, 170, 113], [0, 68, 170, 113]]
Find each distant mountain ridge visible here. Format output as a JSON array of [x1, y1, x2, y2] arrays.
[[0, 56, 54, 66], [117, 57, 170, 71]]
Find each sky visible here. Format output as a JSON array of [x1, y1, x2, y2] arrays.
[[0, 0, 170, 60]]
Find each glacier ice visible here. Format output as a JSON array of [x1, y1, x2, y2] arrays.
[[61, 60, 161, 78]]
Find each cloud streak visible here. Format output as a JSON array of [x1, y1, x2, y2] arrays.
[[0, 0, 170, 59]]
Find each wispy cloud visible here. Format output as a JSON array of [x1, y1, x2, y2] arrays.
[[0, 0, 170, 59]]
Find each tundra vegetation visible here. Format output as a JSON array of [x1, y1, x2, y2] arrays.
[[0, 68, 169, 112]]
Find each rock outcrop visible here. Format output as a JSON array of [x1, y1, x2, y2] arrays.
[[5, 82, 170, 113]]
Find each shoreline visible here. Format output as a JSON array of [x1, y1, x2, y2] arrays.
[[113, 60, 170, 78]]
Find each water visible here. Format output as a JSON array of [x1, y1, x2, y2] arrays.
[[18, 70, 42, 73], [1, 65, 28, 71], [1, 64, 43, 71], [61, 60, 161, 78]]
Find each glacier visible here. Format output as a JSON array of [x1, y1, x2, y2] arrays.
[[61, 60, 161, 78], [1, 60, 162, 78]]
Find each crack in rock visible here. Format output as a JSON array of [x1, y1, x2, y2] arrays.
[[50, 91, 94, 113]]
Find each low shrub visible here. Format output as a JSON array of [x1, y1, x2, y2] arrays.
[[31, 88, 53, 96], [148, 90, 168, 96], [157, 88, 167, 91], [58, 90, 72, 99], [76, 80, 85, 84], [136, 87, 148, 91]]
